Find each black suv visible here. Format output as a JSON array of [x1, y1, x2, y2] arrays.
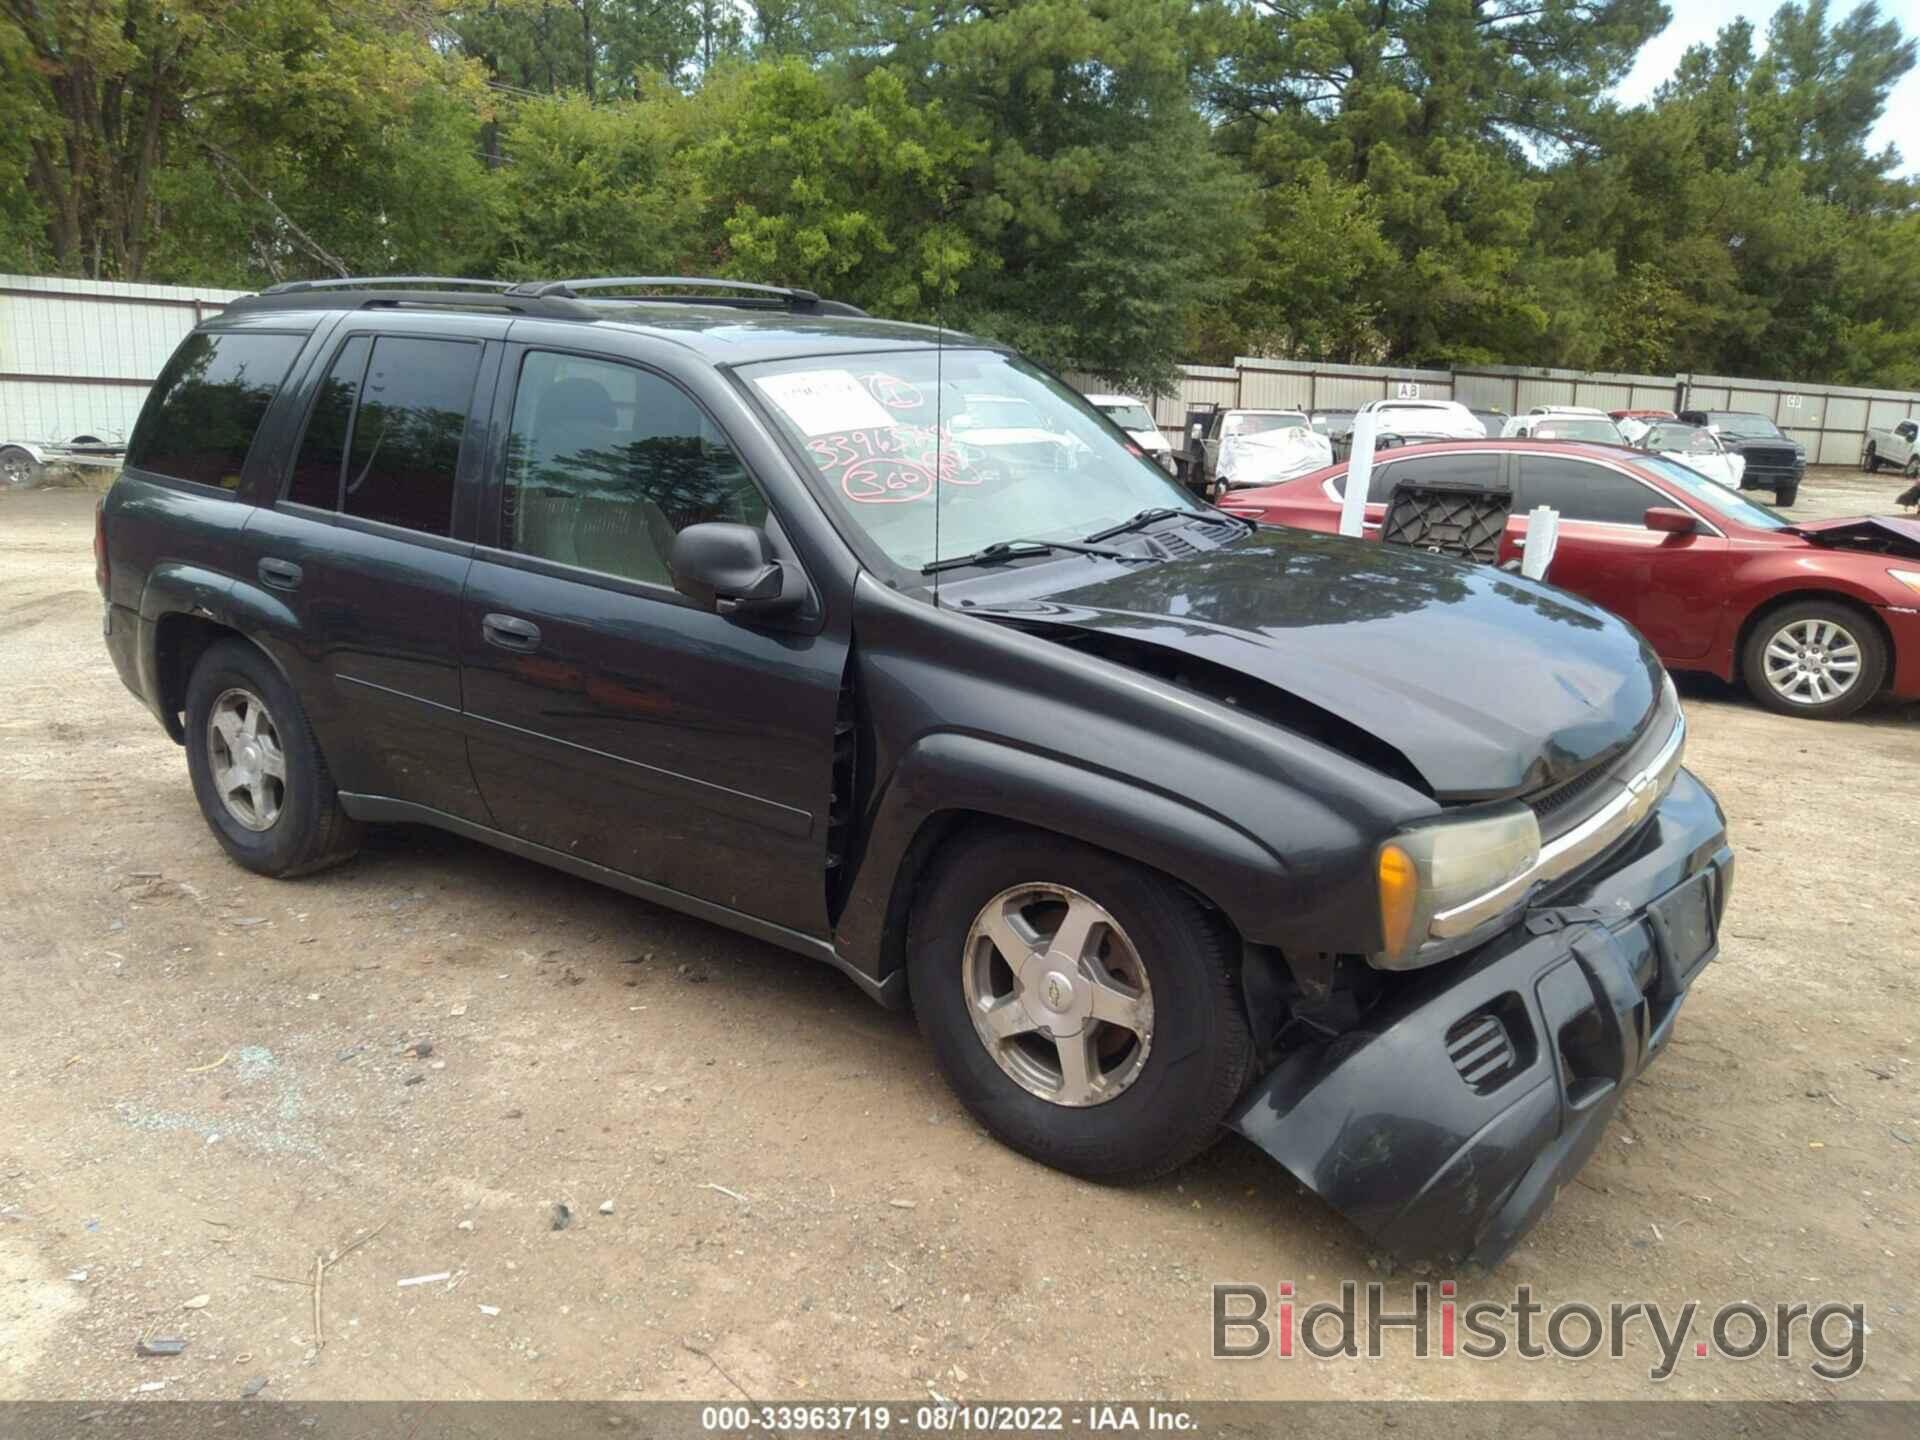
[[1676, 409, 1807, 505], [99, 277, 1733, 1266]]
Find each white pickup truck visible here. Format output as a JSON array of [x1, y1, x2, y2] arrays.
[[1863, 418, 1919, 476]]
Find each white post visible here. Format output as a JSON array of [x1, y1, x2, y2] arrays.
[[1340, 410, 1377, 538], [1521, 506, 1559, 580]]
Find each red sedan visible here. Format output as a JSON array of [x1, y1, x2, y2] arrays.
[[1226, 440, 1920, 720]]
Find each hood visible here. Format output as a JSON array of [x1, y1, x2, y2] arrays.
[[978, 530, 1663, 801], [1219, 428, 1335, 487], [1786, 515, 1920, 559]]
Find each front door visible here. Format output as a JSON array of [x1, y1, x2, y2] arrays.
[[1514, 454, 1728, 661], [457, 345, 847, 937]]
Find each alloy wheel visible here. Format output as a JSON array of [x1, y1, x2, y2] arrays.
[[206, 687, 288, 830], [963, 884, 1154, 1107], [1762, 618, 1863, 708]]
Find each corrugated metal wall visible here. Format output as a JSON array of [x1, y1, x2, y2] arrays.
[[1075, 356, 1920, 461], [0, 273, 245, 445]]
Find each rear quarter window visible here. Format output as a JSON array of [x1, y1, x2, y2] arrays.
[[126, 331, 305, 490]]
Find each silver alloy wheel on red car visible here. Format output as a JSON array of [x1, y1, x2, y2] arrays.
[[206, 687, 288, 830], [962, 883, 1154, 1107], [1761, 617, 1864, 708]]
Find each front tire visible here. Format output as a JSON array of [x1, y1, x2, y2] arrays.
[[184, 640, 361, 875], [1774, 480, 1799, 507], [1741, 601, 1887, 720], [908, 828, 1252, 1183]]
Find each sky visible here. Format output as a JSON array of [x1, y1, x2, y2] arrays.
[[1612, 0, 1920, 174]]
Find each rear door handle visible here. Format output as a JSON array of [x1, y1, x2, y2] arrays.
[[482, 613, 541, 652], [258, 557, 303, 590]]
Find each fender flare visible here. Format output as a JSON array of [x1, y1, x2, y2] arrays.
[[832, 731, 1299, 991], [137, 564, 302, 738]]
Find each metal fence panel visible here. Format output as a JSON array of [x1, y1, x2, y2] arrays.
[[1, 272, 244, 446], [1074, 351, 1920, 464], [1238, 366, 1314, 411]]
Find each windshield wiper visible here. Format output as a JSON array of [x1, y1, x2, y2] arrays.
[[1082, 507, 1188, 543], [920, 538, 1152, 575]]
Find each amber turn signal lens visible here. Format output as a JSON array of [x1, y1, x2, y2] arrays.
[[1377, 842, 1419, 960]]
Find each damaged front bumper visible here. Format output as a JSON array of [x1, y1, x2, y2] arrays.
[[1230, 767, 1732, 1269]]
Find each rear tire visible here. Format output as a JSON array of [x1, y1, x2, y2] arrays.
[[1863, 445, 1879, 473], [184, 640, 361, 876], [1741, 601, 1886, 720], [908, 828, 1252, 1184]]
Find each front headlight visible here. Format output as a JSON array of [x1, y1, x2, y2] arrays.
[[1889, 568, 1920, 596], [1374, 806, 1541, 970], [1157, 451, 1178, 475]]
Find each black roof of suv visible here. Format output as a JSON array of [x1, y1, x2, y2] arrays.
[[222, 275, 984, 367]]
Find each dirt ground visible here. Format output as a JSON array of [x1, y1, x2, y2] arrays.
[[1, 471, 1915, 1404]]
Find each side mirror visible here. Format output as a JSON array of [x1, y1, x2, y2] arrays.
[[670, 523, 797, 616], [1644, 507, 1698, 535], [1190, 423, 1204, 439]]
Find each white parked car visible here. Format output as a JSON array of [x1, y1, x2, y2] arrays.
[[1864, 418, 1919, 476], [1214, 422, 1334, 489], [1502, 407, 1623, 443], [1086, 393, 1176, 473], [1630, 421, 1747, 490], [1356, 398, 1486, 440]]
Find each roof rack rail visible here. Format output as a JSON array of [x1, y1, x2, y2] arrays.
[[261, 276, 519, 295], [509, 276, 867, 317]]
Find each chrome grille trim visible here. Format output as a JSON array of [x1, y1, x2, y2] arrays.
[[1429, 705, 1687, 940]]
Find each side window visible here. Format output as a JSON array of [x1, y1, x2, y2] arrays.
[[126, 331, 304, 490], [502, 351, 768, 587], [1519, 457, 1657, 525], [338, 337, 481, 536], [286, 335, 371, 509], [1368, 452, 1502, 505]]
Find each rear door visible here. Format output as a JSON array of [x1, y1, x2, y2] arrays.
[[1513, 454, 1727, 660], [237, 312, 504, 821], [456, 337, 847, 936]]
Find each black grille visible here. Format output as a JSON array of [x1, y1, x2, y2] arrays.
[[1447, 1011, 1519, 1092], [1528, 760, 1611, 821], [1741, 445, 1798, 471]]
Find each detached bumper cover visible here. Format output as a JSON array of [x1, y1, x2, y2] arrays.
[[1229, 767, 1732, 1268]]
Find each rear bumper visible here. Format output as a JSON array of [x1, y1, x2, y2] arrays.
[[1229, 767, 1732, 1269]]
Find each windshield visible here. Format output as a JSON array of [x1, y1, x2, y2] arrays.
[[957, 396, 1042, 430], [1373, 406, 1467, 433], [1636, 456, 1790, 529], [1710, 413, 1784, 439], [1096, 402, 1158, 432], [742, 349, 1202, 574], [1533, 418, 1622, 442]]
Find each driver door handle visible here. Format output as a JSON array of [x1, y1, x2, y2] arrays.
[[258, 557, 303, 590], [482, 613, 541, 652]]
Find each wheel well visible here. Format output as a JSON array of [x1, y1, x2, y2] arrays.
[[872, 810, 1241, 989], [1734, 591, 1895, 689], [152, 614, 251, 736]]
